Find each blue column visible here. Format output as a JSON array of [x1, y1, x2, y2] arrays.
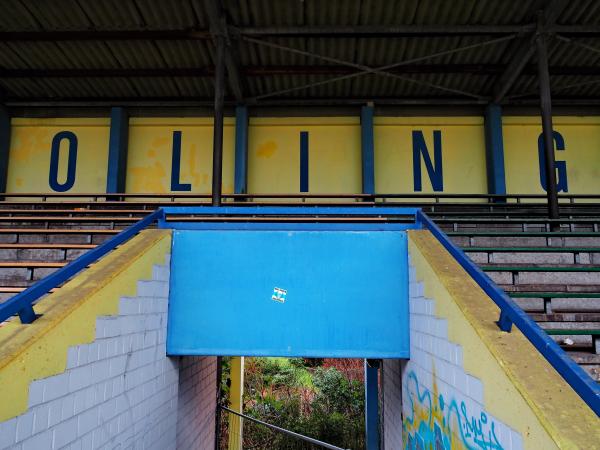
[[484, 103, 507, 196], [361, 105, 375, 195], [234, 106, 249, 195], [365, 359, 380, 450], [106, 107, 129, 194], [0, 105, 10, 194]]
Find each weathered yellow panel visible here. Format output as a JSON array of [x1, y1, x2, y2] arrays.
[[126, 118, 235, 194], [247, 117, 361, 194], [7, 118, 110, 193], [503, 117, 600, 195], [374, 117, 487, 195]]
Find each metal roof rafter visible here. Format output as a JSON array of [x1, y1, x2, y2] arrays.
[[204, 0, 245, 103], [2, 25, 600, 41], [493, 0, 570, 103], [242, 35, 517, 102]]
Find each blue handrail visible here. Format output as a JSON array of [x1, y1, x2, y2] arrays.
[[0, 209, 165, 324], [416, 210, 600, 416]]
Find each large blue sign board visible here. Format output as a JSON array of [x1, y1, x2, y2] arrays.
[[167, 230, 409, 358]]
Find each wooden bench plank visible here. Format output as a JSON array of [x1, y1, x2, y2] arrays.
[[465, 247, 600, 252], [509, 292, 600, 298], [482, 266, 600, 272], [0, 262, 67, 268], [0, 243, 96, 249], [0, 229, 119, 234]]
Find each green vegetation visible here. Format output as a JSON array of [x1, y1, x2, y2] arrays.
[[219, 357, 365, 450]]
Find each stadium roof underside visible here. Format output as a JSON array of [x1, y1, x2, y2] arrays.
[[0, 0, 599, 109]]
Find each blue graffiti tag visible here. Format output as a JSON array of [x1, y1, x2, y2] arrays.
[[403, 371, 505, 450]]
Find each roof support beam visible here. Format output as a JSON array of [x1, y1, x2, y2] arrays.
[[493, 0, 569, 103], [2, 65, 600, 79], [204, 0, 245, 103], [0, 104, 10, 194], [536, 15, 560, 221], [2, 25, 600, 41], [211, 32, 226, 206]]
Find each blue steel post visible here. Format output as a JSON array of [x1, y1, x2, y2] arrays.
[[365, 359, 380, 450], [0, 105, 10, 194], [234, 106, 249, 195], [484, 103, 506, 198], [361, 105, 375, 195], [106, 107, 129, 194]]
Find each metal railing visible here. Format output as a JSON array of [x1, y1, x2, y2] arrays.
[[220, 406, 349, 450]]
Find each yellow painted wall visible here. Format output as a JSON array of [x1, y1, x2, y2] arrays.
[[247, 117, 362, 194], [126, 118, 235, 194], [374, 117, 487, 194], [6, 116, 600, 197], [504, 116, 600, 195], [7, 118, 110, 193]]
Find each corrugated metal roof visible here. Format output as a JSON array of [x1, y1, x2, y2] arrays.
[[0, 0, 598, 105]]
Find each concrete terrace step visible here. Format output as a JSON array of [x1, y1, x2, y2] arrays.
[[0, 243, 96, 261], [449, 232, 600, 248], [565, 351, 600, 382], [0, 228, 119, 244], [485, 266, 600, 288], [0, 261, 68, 284], [502, 284, 600, 294], [0, 286, 57, 302], [529, 313, 600, 322], [466, 250, 600, 265]]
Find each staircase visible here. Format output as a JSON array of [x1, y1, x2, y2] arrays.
[[435, 210, 600, 382], [0, 196, 598, 382]]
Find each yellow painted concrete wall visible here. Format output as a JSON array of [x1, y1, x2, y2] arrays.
[[7, 118, 110, 194], [504, 116, 600, 195], [374, 117, 487, 195], [247, 117, 362, 194], [5, 116, 600, 197], [126, 118, 235, 194]]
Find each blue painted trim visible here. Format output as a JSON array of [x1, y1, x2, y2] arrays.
[[0, 105, 9, 194], [412, 130, 443, 192], [49, 131, 78, 192], [365, 360, 380, 450], [106, 107, 129, 194], [300, 131, 309, 192], [163, 222, 414, 231], [416, 210, 600, 416], [162, 206, 420, 216], [484, 104, 507, 196], [170, 131, 192, 191], [234, 106, 249, 194], [361, 106, 375, 195], [169, 348, 408, 358], [0, 209, 165, 324]]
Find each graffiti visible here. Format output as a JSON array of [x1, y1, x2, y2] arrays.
[[403, 369, 506, 450]]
